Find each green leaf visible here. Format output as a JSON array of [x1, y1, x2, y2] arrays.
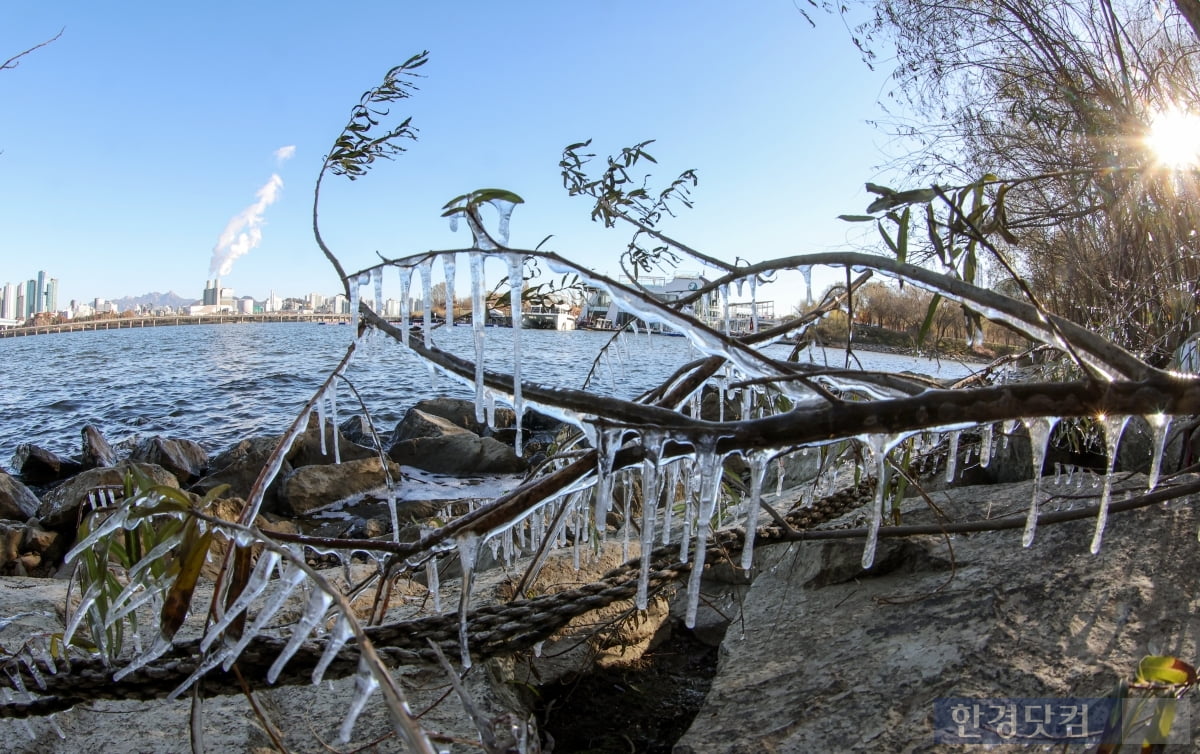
[[838, 214, 876, 222]]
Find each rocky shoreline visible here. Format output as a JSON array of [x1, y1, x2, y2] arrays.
[[4, 401, 1200, 751]]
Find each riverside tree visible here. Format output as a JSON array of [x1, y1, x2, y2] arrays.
[[4, 12, 1200, 748]]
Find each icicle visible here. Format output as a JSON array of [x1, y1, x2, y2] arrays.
[[1021, 417, 1059, 547], [945, 430, 960, 482], [337, 657, 380, 744], [775, 457, 786, 498], [418, 258, 434, 348], [1146, 413, 1171, 492], [1090, 415, 1129, 554], [398, 266, 413, 348], [1000, 420, 1017, 450], [425, 551, 442, 613], [722, 284, 731, 335], [662, 463, 679, 545], [980, 423, 993, 468], [741, 451, 768, 572], [470, 251, 487, 423], [621, 474, 633, 562], [267, 589, 334, 684], [637, 448, 662, 610], [862, 434, 904, 568], [312, 613, 354, 685], [316, 393, 328, 456], [371, 266, 383, 313], [442, 253, 457, 326], [800, 265, 813, 305], [456, 533, 479, 668], [593, 428, 620, 528], [328, 390, 340, 465], [685, 442, 724, 628], [749, 277, 759, 333], [507, 253, 525, 455], [349, 281, 361, 333]]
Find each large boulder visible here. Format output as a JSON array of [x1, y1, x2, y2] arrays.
[[675, 476, 1200, 752], [287, 414, 376, 467], [0, 471, 40, 521], [392, 409, 473, 443], [10, 444, 81, 486], [278, 457, 401, 516], [192, 436, 290, 511], [388, 434, 526, 475], [396, 397, 515, 439], [80, 425, 120, 470], [37, 462, 180, 530], [129, 436, 209, 484]]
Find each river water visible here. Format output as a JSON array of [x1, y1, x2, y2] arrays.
[[0, 322, 983, 469]]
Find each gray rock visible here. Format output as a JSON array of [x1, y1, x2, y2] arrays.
[[287, 414, 376, 467], [130, 436, 209, 483], [37, 462, 180, 530], [0, 519, 62, 576], [388, 434, 526, 474], [392, 408, 472, 443], [337, 414, 379, 447], [278, 456, 401, 516], [676, 476, 1200, 752], [398, 397, 516, 438], [11, 444, 81, 486], [80, 425, 120, 469], [0, 470, 40, 521], [192, 436, 291, 511]]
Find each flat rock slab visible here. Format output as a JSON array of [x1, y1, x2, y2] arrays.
[[676, 477, 1200, 753]]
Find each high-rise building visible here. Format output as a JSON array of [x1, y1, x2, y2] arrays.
[[16, 288, 26, 320], [35, 271, 46, 313], [46, 278, 58, 313], [25, 280, 36, 317], [1, 283, 14, 320]]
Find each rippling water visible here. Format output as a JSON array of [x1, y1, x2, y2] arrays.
[[0, 322, 982, 469]]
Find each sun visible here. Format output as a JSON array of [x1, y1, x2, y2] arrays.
[[1145, 106, 1200, 168]]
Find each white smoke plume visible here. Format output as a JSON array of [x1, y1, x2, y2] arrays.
[[209, 145, 296, 277]]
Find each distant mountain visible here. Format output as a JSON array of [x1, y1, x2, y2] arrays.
[[112, 291, 199, 310]]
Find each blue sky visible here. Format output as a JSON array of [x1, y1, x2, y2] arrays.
[[1, 1, 894, 311]]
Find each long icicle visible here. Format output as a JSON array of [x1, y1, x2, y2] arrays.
[[1021, 416, 1059, 547], [1090, 415, 1129, 554]]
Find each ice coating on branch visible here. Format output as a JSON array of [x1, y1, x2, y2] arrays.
[[456, 533, 479, 668], [507, 254, 525, 455], [685, 442, 724, 628], [861, 434, 905, 568], [337, 656, 380, 744], [1020, 417, 1059, 547], [470, 252, 487, 422], [945, 430, 960, 482], [1090, 415, 1129, 554], [741, 451, 768, 572], [398, 266, 413, 348], [418, 259, 434, 349], [316, 393, 328, 456], [349, 282, 361, 333], [1146, 413, 1171, 491], [443, 253, 457, 326]]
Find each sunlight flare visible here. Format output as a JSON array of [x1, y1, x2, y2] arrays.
[[1145, 106, 1200, 168]]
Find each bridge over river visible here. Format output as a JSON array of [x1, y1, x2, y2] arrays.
[[0, 313, 353, 338]]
